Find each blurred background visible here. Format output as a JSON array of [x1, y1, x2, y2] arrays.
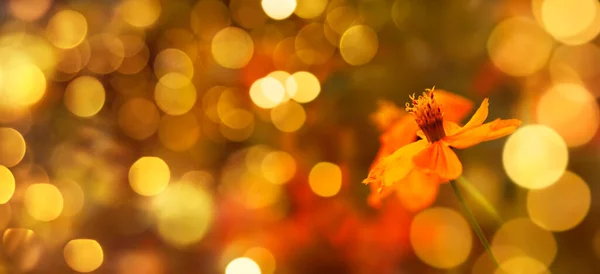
[[0, 0, 599, 273]]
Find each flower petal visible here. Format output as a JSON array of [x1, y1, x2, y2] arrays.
[[396, 169, 441, 212], [443, 121, 462, 136], [455, 98, 489, 134], [382, 140, 429, 186], [363, 140, 428, 188], [371, 115, 420, 169], [444, 118, 522, 149], [413, 142, 463, 180], [434, 90, 474, 122]]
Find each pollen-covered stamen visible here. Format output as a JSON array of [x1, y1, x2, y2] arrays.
[[405, 88, 446, 143]]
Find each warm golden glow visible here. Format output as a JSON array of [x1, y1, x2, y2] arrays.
[[492, 218, 557, 266], [294, 0, 327, 19], [410, 207, 472, 269], [64, 239, 104, 273], [295, 23, 335, 65], [244, 247, 276, 274], [154, 73, 197, 116], [340, 25, 379, 65], [270, 101, 306, 132], [154, 48, 194, 85], [24, 183, 64, 222], [541, 0, 598, 41], [118, 97, 160, 140], [158, 112, 201, 152], [0, 166, 15, 204], [487, 17, 553, 76], [309, 162, 342, 197], [262, 0, 297, 20], [0, 128, 26, 167], [64, 76, 106, 118], [261, 151, 296, 185], [129, 157, 171, 196], [286, 71, 320, 103], [536, 83, 599, 147], [55, 179, 85, 217], [527, 171, 591, 232], [0, 62, 47, 107], [212, 27, 254, 69], [191, 0, 232, 40], [226, 257, 262, 274], [503, 125, 568, 189], [153, 182, 214, 247], [46, 10, 88, 49], [120, 0, 161, 28]]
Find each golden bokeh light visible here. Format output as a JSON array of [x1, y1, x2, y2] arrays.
[[541, 0, 598, 41], [270, 101, 306, 132], [155, 73, 197, 115], [249, 77, 287, 109], [340, 25, 379, 66], [244, 247, 276, 274], [472, 245, 528, 274], [495, 256, 550, 274], [286, 71, 320, 103], [294, 0, 327, 19], [55, 179, 85, 217], [24, 183, 64, 222], [527, 171, 591, 232], [261, 151, 296, 185], [120, 0, 161, 28], [295, 23, 336, 65], [8, 0, 52, 22], [0, 62, 47, 107], [229, 0, 268, 29], [0, 166, 15, 204], [308, 162, 342, 197], [191, 0, 232, 41], [64, 239, 104, 273], [326, 6, 361, 35], [129, 157, 170, 197], [536, 0, 600, 45], [410, 207, 472, 269], [116, 249, 165, 274], [486, 17, 553, 76], [156, 28, 197, 63], [118, 97, 160, 140], [153, 182, 214, 248], [226, 257, 262, 274], [181, 170, 214, 188], [536, 83, 599, 147], [548, 43, 600, 97], [54, 41, 91, 75], [492, 218, 557, 266], [46, 10, 88, 49], [2, 227, 42, 272], [64, 76, 106, 118], [262, 0, 297, 20], [212, 27, 254, 69], [503, 124, 568, 189], [158, 112, 201, 152], [0, 127, 26, 167], [118, 34, 150, 75], [154, 48, 194, 83], [86, 34, 125, 74]]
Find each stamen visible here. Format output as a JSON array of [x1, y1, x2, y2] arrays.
[[405, 87, 446, 143]]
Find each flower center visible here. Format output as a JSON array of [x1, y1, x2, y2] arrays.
[[405, 88, 446, 143]]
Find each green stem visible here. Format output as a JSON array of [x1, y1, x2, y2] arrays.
[[450, 180, 498, 267], [456, 176, 503, 225]]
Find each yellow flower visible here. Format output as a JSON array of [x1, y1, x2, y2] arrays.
[[364, 88, 521, 206]]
